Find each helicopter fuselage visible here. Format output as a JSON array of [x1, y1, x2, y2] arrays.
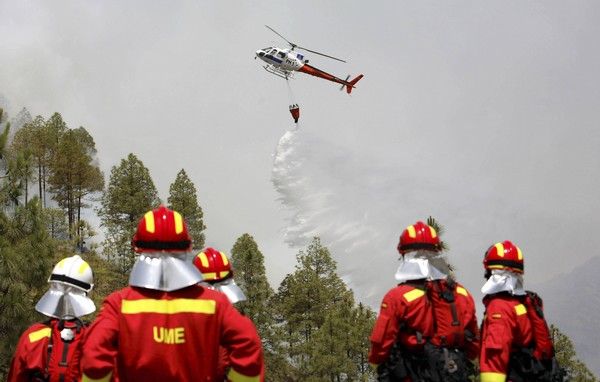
[[255, 47, 305, 71]]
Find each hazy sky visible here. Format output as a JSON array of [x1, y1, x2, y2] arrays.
[[2, 1, 600, 309]]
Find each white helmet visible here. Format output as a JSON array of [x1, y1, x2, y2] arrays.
[[35, 255, 96, 319]]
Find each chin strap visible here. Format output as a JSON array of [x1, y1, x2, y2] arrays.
[[57, 317, 85, 334]]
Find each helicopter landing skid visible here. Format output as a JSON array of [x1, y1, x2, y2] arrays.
[[263, 65, 293, 80]]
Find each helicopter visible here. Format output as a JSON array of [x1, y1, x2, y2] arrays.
[[255, 25, 363, 94]]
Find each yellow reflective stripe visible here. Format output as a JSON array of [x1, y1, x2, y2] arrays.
[[227, 368, 260, 382], [515, 304, 527, 316], [480, 372, 506, 382], [429, 226, 437, 238], [82, 372, 112, 382], [28, 327, 51, 343], [57, 258, 67, 269], [403, 289, 425, 302], [174, 211, 183, 234], [202, 271, 217, 280], [407, 225, 416, 238], [198, 252, 209, 268], [494, 243, 505, 257], [487, 265, 505, 270], [144, 211, 155, 233], [121, 299, 216, 314], [220, 251, 229, 266], [218, 270, 230, 279], [517, 246, 523, 260], [456, 286, 468, 297], [78, 261, 90, 274]]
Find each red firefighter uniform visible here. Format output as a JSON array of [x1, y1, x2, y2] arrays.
[[369, 282, 433, 366], [81, 284, 263, 382], [479, 294, 533, 382], [8, 320, 86, 382], [216, 315, 266, 382], [427, 279, 480, 360]]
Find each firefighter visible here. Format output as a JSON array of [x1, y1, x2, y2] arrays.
[[81, 206, 263, 382], [369, 221, 479, 381], [479, 240, 563, 382], [193, 247, 258, 381], [8, 255, 96, 382], [193, 247, 247, 305]]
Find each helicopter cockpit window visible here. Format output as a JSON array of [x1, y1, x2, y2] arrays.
[[262, 47, 271, 52], [277, 51, 286, 59], [269, 49, 277, 55]]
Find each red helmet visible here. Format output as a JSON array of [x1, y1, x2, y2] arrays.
[[132, 205, 192, 252], [483, 240, 524, 273], [193, 247, 232, 282], [397, 221, 441, 254]]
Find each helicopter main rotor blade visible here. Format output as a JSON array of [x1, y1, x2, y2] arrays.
[[296, 46, 347, 63], [265, 25, 296, 48], [265, 25, 347, 63]]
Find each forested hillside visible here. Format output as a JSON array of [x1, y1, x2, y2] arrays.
[[0, 107, 376, 381]]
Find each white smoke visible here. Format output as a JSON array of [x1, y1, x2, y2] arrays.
[[271, 128, 526, 308], [271, 129, 441, 305]]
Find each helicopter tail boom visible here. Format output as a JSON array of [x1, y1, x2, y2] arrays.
[[298, 64, 363, 94]]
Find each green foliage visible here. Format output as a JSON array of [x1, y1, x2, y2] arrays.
[[99, 153, 160, 273], [42, 207, 69, 240], [231, 234, 274, 332], [7, 129, 35, 204], [552, 325, 598, 381], [271, 237, 376, 381], [24, 113, 67, 208], [0, 199, 56, 379], [83, 251, 128, 321], [427, 215, 448, 252], [49, 127, 104, 244], [0, 122, 23, 207], [229, 234, 283, 376], [167, 169, 206, 249]]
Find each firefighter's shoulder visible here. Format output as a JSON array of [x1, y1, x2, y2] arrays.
[[383, 283, 427, 305]]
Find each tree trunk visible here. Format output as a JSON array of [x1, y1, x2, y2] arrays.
[[38, 160, 42, 202]]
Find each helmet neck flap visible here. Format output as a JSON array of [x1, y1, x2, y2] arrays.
[[129, 252, 203, 292], [394, 250, 450, 283], [35, 283, 96, 319], [481, 269, 525, 296], [206, 277, 247, 304]]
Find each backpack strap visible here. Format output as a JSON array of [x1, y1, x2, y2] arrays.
[[429, 280, 460, 328], [39, 320, 54, 380]]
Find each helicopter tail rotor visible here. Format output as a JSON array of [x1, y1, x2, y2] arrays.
[[345, 74, 363, 94]]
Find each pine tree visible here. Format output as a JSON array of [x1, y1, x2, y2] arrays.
[[167, 169, 205, 249], [0, 114, 22, 207], [49, 127, 104, 245], [40, 113, 67, 207], [0, 198, 56, 379], [551, 325, 597, 381], [99, 153, 160, 273], [230, 234, 274, 332], [9, 125, 36, 204], [272, 237, 376, 381], [229, 233, 284, 377]]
